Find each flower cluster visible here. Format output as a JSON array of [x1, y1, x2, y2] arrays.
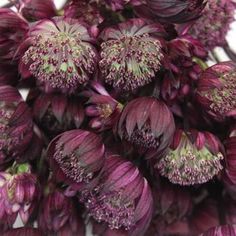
[[0, 0, 236, 235]]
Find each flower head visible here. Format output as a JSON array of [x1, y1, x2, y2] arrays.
[[117, 97, 175, 153], [47, 129, 105, 189], [33, 93, 84, 137], [0, 86, 33, 167], [20, 17, 98, 93], [85, 81, 123, 131], [196, 61, 236, 121], [99, 19, 165, 91], [80, 154, 153, 236], [190, 0, 236, 50], [157, 129, 224, 185], [0, 163, 39, 225], [146, 0, 206, 23]]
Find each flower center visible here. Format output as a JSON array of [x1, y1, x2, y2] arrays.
[[200, 70, 236, 116], [82, 188, 135, 230], [158, 137, 224, 185], [125, 124, 160, 149], [53, 143, 93, 183], [99, 34, 163, 91]]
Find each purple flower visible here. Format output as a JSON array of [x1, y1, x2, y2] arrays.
[[190, 0, 236, 50], [20, 17, 98, 93], [85, 81, 123, 131], [64, 0, 104, 38], [0, 9, 28, 64], [80, 154, 153, 236], [146, 0, 206, 23], [0, 86, 33, 167], [117, 97, 175, 153], [99, 19, 165, 91], [20, 0, 57, 21], [157, 129, 224, 185], [200, 225, 236, 236], [0, 9, 28, 84], [47, 129, 105, 189], [38, 189, 84, 235], [32, 93, 84, 137], [196, 61, 236, 121], [0, 163, 39, 225]]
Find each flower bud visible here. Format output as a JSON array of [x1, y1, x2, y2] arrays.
[[85, 82, 123, 131], [146, 0, 206, 23], [0, 86, 33, 167], [118, 97, 175, 153], [47, 130, 105, 189], [20, 0, 57, 21], [0, 163, 39, 225], [33, 93, 84, 137], [38, 189, 84, 234]]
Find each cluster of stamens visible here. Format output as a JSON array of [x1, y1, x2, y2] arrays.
[[200, 71, 236, 116], [81, 187, 135, 230], [157, 137, 224, 185], [53, 143, 93, 183], [0, 103, 19, 153], [124, 123, 160, 149], [99, 34, 163, 91], [22, 21, 97, 91]]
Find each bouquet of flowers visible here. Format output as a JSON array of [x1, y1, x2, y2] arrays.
[[0, 0, 236, 235]]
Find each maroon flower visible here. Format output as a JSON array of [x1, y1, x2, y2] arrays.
[[64, 0, 104, 38], [146, 0, 206, 23], [117, 97, 175, 154], [33, 93, 84, 137], [47, 129, 105, 189], [85, 81, 123, 131], [0, 9, 28, 64], [190, 0, 236, 50], [0, 163, 39, 225], [38, 189, 84, 234], [157, 129, 224, 185], [196, 61, 236, 121], [0, 86, 33, 167], [200, 225, 236, 236], [99, 19, 165, 91], [80, 154, 153, 236], [20, 0, 57, 21], [3, 227, 44, 236], [19, 17, 98, 93]]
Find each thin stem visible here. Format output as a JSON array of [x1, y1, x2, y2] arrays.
[[223, 42, 236, 62]]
